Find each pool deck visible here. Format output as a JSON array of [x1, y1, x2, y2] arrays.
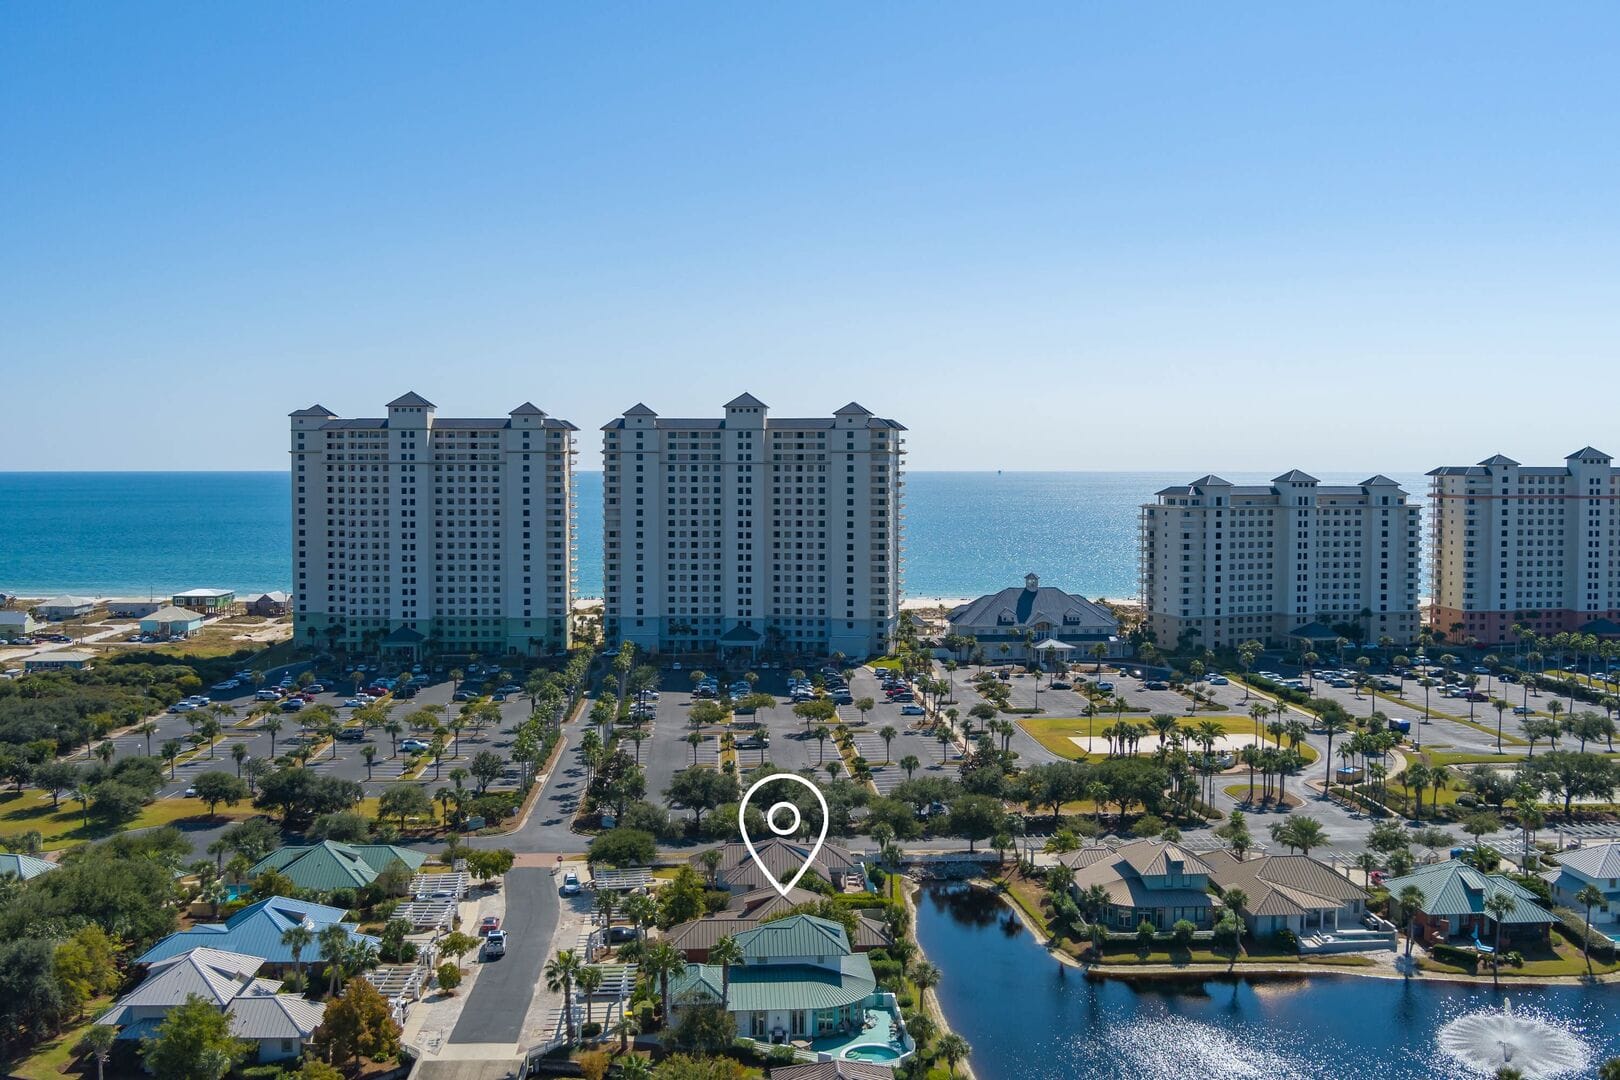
[[809, 1007, 907, 1060]]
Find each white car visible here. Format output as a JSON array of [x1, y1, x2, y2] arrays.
[[342, 698, 365, 708], [1207, 675, 1229, 686], [560, 871, 581, 896], [400, 738, 431, 753]]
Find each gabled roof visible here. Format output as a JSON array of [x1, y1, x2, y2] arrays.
[[725, 392, 767, 408], [1360, 474, 1400, 486], [719, 624, 763, 643], [833, 402, 873, 417], [670, 952, 876, 1012], [733, 915, 852, 960], [1382, 860, 1553, 925], [227, 994, 326, 1040], [1188, 474, 1232, 487], [141, 605, 204, 623], [251, 591, 291, 604], [509, 402, 547, 416], [0, 852, 56, 880], [1207, 851, 1366, 918], [726, 885, 823, 915], [1478, 454, 1521, 466], [1273, 469, 1319, 483], [1553, 842, 1620, 881], [1578, 618, 1620, 637], [250, 842, 425, 892], [624, 403, 658, 416], [137, 896, 377, 967], [101, 949, 264, 1019], [1118, 839, 1214, 879], [695, 838, 862, 892], [948, 582, 1118, 633], [1566, 447, 1611, 461], [289, 404, 338, 418], [382, 625, 425, 644], [386, 391, 436, 408]]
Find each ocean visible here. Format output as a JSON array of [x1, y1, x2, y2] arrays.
[[0, 470, 1429, 601]]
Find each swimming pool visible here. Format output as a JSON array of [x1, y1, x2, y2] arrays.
[[844, 1044, 903, 1063]]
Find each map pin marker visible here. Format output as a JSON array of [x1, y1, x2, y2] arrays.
[[738, 772, 829, 899]]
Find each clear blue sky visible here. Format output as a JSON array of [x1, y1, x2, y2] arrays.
[[3, 3, 1617, 472]]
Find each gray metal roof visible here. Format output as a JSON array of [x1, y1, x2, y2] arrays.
[[227, 994, 326, 1039], [388, 391, 436, 408], [948, 582, 1117, 632]]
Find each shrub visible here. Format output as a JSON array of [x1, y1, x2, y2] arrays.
[[1553, 907, 1618, 961], [435, 962, 462, 992], [1171, 919, 1196, 946], [579, 1021, 603, 1041], [1429, 942, 1480, 971], [767, 1046, 800, 1066], [1275, 928, 1300, 954]]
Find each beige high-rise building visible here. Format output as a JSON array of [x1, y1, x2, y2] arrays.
[[1139, 472, 1421, 651], [289, 392, 577, 659], [1428, 448, 1620, 645], [601, 394, 904, 660]]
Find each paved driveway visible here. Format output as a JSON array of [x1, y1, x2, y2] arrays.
[[449, 867, 558, 1044]]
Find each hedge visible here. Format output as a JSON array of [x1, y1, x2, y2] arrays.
[[1429, 942, 1480, 971], [1553, 906, 1617, 962]]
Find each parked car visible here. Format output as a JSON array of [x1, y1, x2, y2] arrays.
[[1049, 681, 1072, 690], [479, 916, 501, 936], [483, 929, 507, 959], [561, 871, 581, 896], [280, 698, 305, 712], [900, 705, 925, 716], [1097, 682, 1115, 691], [400, 738, 430, 753]]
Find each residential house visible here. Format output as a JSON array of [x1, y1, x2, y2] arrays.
[[247, 591, 292, 617], [665, 885, 891, 961], [0, 852, 57, 881], [37, 595, 96, 621], [172, 588, 236, 614], [24, 650, 93, 671], [249, 841, 425, 895], [693, 838, 866, 894], [0, 610, 39, 639], [1204, 849, 1371, 939], [1063, 840, 1216, 932], [947, 574, 1125, 664], [1382, 859, 1554, 946], [139, 605, 207, 640], [1543, 842, 1620, 929], [95, 947, 325, 1063], [667, 915, 899, 1049], [107, 599, 164, 618], [137, 896, 379, 976]]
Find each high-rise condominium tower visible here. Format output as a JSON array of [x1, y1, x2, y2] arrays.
[[289, 392, 576, 659], [1140, 471, 1421, 651], [1428, 448, 1620, 645], [601, 394, 904, 660]]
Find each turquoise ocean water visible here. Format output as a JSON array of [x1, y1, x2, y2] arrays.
[[0, 470, 1427, 600]]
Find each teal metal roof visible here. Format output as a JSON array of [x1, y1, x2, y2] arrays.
[[733, 915, 851, 961], [0, 852, 56, 880], [670, 954, 876, 1013], [250, 842, 425, 893], [1383, 860, 1554, 925]]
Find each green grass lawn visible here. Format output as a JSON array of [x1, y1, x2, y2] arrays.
[[3, 997, 111, 1079], [0, 788, 253, 851], [1019, 714, 1304, 762], [1417, 936, 1619, 978]]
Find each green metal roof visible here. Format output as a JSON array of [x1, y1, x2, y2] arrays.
[[249, 842, 425, 893], [1383, 860, 1553, 925], [733, 914, 851, 961], [670, 954, 876, 1013]]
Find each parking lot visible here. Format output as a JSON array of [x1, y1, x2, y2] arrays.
[[79, 660, 532, 803]]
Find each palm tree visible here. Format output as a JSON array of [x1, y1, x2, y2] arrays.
[[264, 715, 283, 757], [611, 1012, 641, 1054], [1484, 892, 1516, 989], [879, 725, 898, 764], [900, 754, 920, 780], [137, 720, 158, 757], [709, 934, 745, 1009], [1404, 763, 1431, 820], [1397, 885, 1426, 959], [576, 965, 604, 1032], [937, 1032, 970, 1078], [1319, 714, 1348, 800], [74, 1024, 117, 1080], [545, 949, 584, 1043], [282, 924, 315, 991], [1577, 883, 1605, 977], [1492, 698, 1510, 753], [640, 941, 685, 1026], [319, 923, 351, 995]]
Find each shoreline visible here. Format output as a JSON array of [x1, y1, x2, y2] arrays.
[[966, 877, 1618, 989]]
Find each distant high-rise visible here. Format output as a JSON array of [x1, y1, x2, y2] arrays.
[[1428, 448, 1620, 645], [289, 393, 576, 658], [601, 394, 904, 659], [1140, 472, 1421, 651]]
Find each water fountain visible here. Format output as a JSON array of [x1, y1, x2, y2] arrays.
[[1436, 997, 1592, 1078]]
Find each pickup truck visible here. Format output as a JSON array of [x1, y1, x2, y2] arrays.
[[483, 929, 506, 959]]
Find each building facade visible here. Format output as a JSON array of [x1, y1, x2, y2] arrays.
[[1140, 472, 1422, 651], [1428, 449, 1620, 645], [290, 393, 577, 658], [602, 395, 903, 660], [947, 573, 1124, 663]]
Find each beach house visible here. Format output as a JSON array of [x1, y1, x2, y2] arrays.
[[1063, 840, 1217, 932], [249, 841, 425, 895], [136, 896, 378, 976], [37, 595, 95, 621], [1383, 859, 1554, 947], [139, 605, 207, 640], [1542, 842, 1620, 930], [693, 838, 867, 894]]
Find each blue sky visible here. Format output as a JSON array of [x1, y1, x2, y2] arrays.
[[3, 3, 1617, 472]]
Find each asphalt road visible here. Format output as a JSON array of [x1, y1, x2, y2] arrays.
[[449, 866, 558, 1045]]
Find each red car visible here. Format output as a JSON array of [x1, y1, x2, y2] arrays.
[[478, 916, 501, 936]]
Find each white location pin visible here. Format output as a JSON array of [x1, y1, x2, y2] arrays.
[[738, 772, 829, 898]]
